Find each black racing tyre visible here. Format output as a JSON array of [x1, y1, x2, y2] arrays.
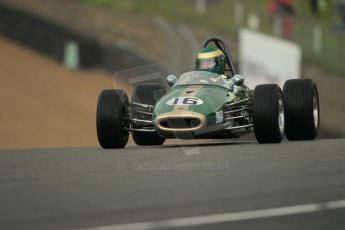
[[283, 79, 319, 140], [96, 89, 129, 149], [132, 83, 167, 105], [253, 84, 284, 144], [132, 84, 166, 146]]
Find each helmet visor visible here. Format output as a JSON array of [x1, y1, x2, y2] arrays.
[[196, 58, 217, 69]]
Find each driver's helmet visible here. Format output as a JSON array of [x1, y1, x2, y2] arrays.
[[194, 46, 225, 75]]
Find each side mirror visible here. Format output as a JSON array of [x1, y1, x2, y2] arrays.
[[232, 74, 244, 86], [167, 75, 177, 87]]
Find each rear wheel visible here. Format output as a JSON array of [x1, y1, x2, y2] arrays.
[[283, 79, 319, 140], [132, 83, 166, 146], [253, 84, 284, 143], [96, 89, 129, 149]]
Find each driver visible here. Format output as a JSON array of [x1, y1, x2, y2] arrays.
[[194, 46, 246, 98], [194, 46, 226, 76], [194, 46, 227, 85]]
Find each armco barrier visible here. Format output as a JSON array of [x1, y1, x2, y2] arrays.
[[0, 3, 147, 71]]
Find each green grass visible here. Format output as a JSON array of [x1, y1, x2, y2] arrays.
[[78, 0, 238, 32], [78, 0, 345, 75]]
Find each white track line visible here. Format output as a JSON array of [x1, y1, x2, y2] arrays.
[[81, 199, 345, 230]]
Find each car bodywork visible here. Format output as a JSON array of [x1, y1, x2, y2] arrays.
[[152, 71, 252, 139]]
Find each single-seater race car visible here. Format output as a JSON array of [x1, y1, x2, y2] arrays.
[[96, 37, 319, 148]]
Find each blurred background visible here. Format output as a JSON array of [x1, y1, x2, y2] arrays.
[[0, 0, 344, 149]]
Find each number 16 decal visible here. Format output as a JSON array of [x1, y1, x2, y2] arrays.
[[167, 97, 203, 106]]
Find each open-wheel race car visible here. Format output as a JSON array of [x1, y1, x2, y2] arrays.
[[96, 37, 319, 148]]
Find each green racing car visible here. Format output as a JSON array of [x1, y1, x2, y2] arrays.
[[96, 37, 320, 148]]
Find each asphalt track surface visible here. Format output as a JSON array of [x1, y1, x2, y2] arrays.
[[1, 139, 345, 230]]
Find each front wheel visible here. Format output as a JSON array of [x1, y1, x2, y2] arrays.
[[283, 79, 319, 140], [96, 89, 129, 149], [253, 84, 284, 144]]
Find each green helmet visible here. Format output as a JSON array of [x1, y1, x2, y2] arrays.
[[194, 46, 225, 75]]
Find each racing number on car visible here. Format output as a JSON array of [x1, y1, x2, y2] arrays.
[[167, 97, 203, 106], [173, 97, 198, 105]]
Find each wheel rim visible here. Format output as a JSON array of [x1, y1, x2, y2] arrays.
[[313, 88, 319, 130], [278, 93, 285, 137]]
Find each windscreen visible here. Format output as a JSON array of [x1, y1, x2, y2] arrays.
[[174, 71, 229, 88]]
